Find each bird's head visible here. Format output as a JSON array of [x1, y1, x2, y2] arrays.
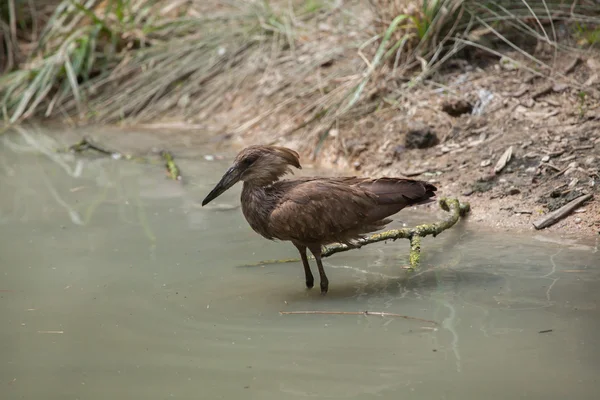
[[201, 145, 301, 206]]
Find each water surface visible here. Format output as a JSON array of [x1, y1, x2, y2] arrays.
[[1, 126, 599, 399]]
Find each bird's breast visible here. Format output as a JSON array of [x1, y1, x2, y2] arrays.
[[240, 186, 275, 240]]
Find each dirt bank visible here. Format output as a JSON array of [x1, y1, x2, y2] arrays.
[[198, 51, 599, 237]]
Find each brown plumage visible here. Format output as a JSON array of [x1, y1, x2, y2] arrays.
[[202, 145, 437, 294]]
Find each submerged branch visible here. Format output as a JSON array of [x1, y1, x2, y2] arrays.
[[240, 198, 470, 269], [279, 310, 438, 325]]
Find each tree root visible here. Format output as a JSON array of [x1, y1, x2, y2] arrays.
[[240, 198, 470, 269]]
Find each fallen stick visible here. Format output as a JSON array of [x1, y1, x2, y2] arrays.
[[533, 194, 593, 230], [279, 310, 438, 325]]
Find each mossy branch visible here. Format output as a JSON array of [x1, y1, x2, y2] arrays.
[[160, 150, 182, 181], [240, 197, 470, 269], [59, 138, 183, 181]]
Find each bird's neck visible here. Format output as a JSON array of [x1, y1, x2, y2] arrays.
[[240, 182, 277, 239]]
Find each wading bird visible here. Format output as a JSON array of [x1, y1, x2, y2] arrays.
[[202, 145, 436, 294]]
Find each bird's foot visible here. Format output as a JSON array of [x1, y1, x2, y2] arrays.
[[305, 279, 314, 289], [320, 281, 329, 295]]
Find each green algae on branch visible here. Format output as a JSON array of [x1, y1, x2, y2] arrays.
[[59, 138, 183, 181], [240, 198, 470, 269], [160, 151, 182, 181], [66, 138, 118, 156], [321, 198, 470, 269]]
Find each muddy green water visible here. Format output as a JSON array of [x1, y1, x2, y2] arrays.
[[1, 127, 599, 399]]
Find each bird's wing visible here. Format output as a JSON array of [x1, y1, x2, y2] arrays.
[[355, 177, 437, 205], [267, 180, 378, 244], [354, 177, 437, 222]]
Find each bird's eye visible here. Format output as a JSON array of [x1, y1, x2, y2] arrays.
[[242, 156, 257, 166]]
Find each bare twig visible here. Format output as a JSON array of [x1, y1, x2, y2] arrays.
[[563, 57, 581, 75], [533, 194, 593, 230], [279, 310, 437, 325]]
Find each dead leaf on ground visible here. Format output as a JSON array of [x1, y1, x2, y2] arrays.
[[494, 146, 513, 174]]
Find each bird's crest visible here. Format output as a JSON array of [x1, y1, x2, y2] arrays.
[[271, 146, 301, 169]]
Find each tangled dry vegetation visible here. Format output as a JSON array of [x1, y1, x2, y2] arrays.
[[1, 0, 599, 234]]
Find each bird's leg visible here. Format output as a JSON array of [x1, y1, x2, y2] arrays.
[[294, 243, 314, 289], [308, 245, 329, 294]]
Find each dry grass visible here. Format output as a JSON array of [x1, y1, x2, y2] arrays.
[[1, 0, 599, 145]]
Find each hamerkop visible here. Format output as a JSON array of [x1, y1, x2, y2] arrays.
[[202, 145, 437, 294]]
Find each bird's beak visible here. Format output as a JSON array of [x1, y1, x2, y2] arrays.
[[201, 165, 242, 206]]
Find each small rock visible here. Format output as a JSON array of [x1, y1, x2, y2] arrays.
[[204, 155, 215, 161], [353, 161, 361, 171], [515, 105, 528, 113], [585, 156, 595, 166], [575, 217, 582, 224], [541, 155, 550, 162], [552, 83, 568, 92], [584, 74, 599, 87], [565, 162, 579, 176], [507, 187, 521, 195], [480, 159, 491, 167], [405, 125, 440, 149], [525, 167, 537, 173], [499, 56, 518, 70], [318, 23, 332, 31], [587, 58, 600, 70], [521, 98, 535, 108], [521, 140, 533, 149], [499, 178, 507, 183]]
